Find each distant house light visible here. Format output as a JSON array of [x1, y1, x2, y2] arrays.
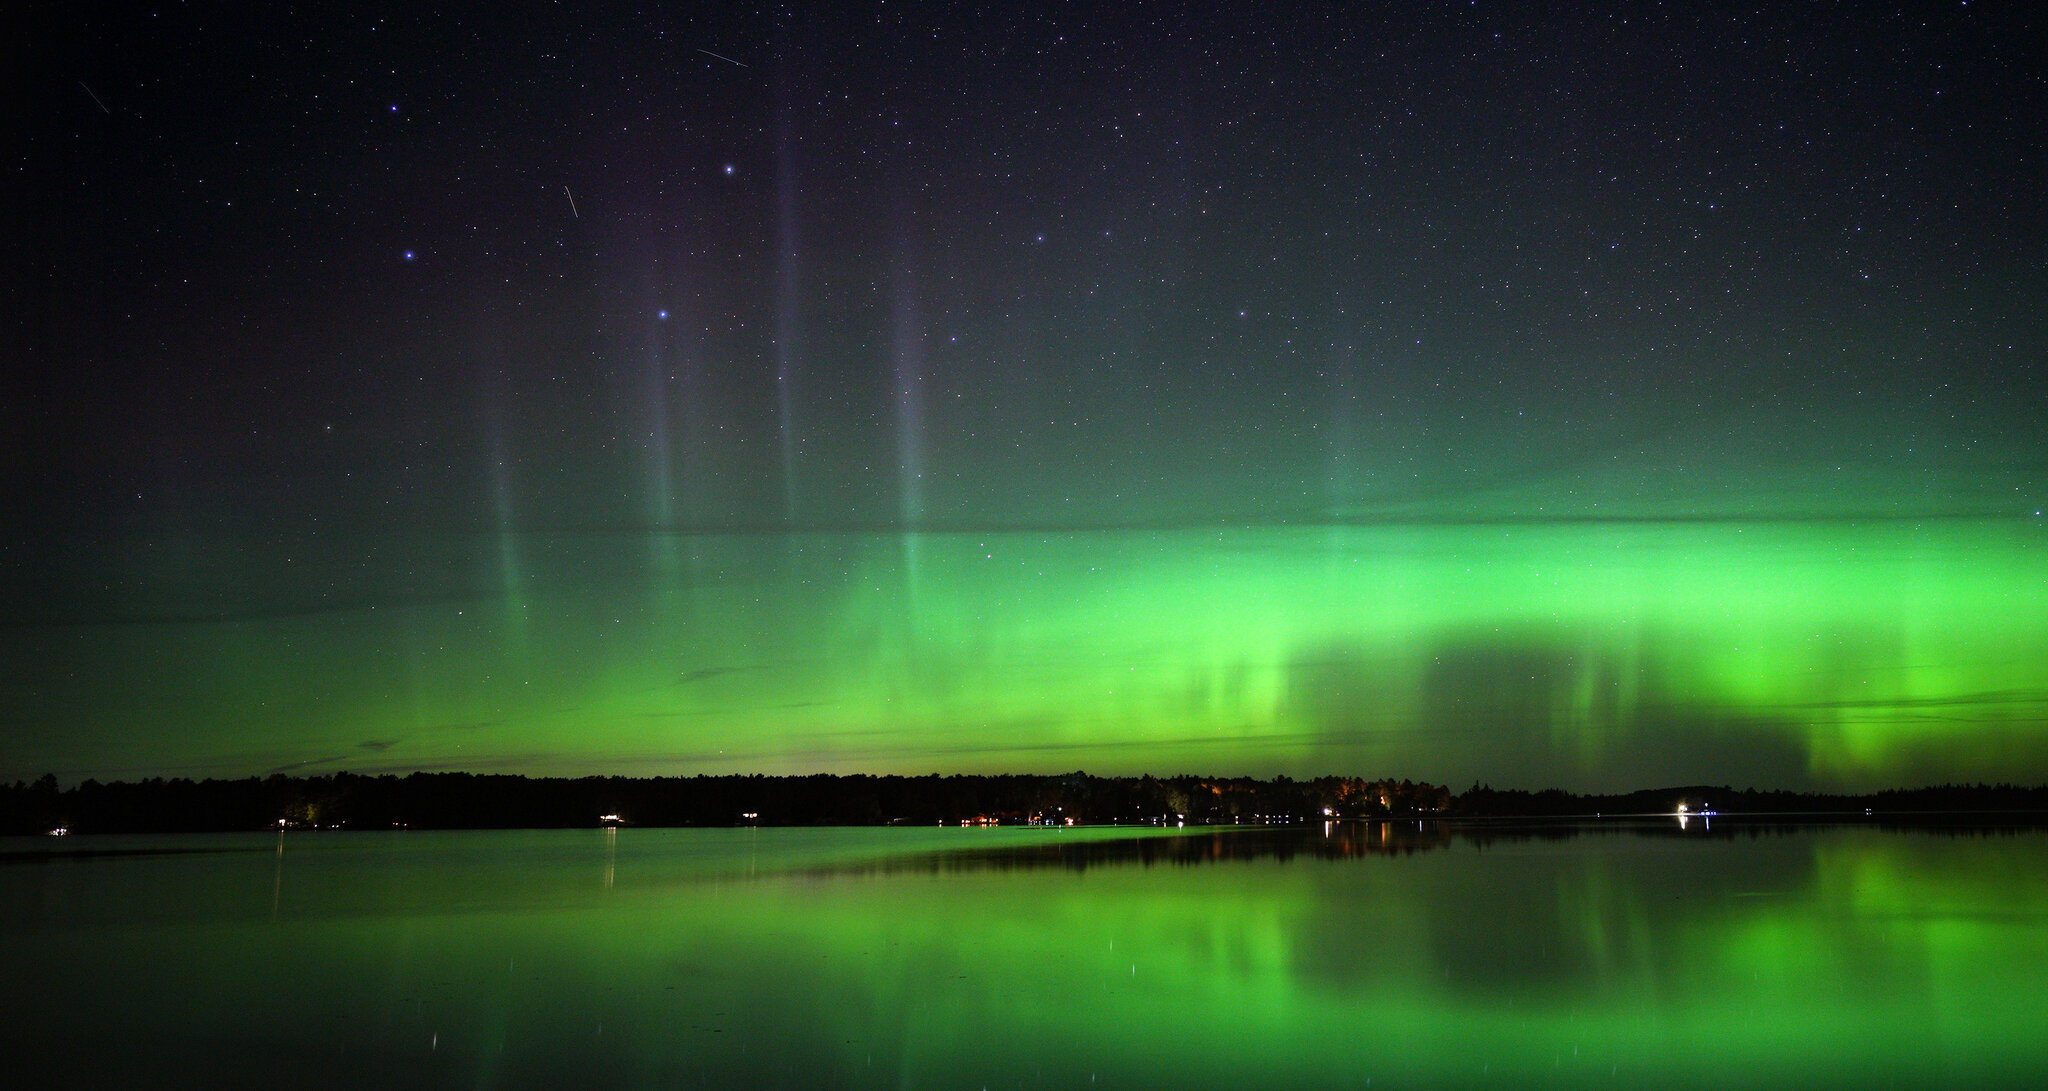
[[599, 814, 623, 825]]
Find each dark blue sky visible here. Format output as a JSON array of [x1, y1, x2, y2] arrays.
[[13, 1, 2044, 540], [6, 2, 2046, 786]]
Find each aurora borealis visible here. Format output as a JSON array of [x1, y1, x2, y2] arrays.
[[8, 2, 2046, 788], [7, 520, 2048, 789]]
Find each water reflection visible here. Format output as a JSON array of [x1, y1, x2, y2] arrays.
[[2, 824, 2045, 1089], [804, 824, 1456, 876], [788, 816, 2048, 876]]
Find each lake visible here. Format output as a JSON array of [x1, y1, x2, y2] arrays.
[[3, 822, 2044, 1088]]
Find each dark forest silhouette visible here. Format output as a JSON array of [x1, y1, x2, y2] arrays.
[[5, 771, 2046, 835]]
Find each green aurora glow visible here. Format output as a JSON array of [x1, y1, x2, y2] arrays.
[[8, 518, 2042, 788], [12, 2, 2048, 788]]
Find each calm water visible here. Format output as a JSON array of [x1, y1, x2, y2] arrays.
[[4, 822, 2045, 1089]]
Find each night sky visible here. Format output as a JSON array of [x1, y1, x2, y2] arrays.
[[7, 1, 2046, 790]]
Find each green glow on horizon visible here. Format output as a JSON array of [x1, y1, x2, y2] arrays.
[[5, 518, 2044, 787]]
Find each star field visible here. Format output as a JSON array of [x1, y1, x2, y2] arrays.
[[5, 1, 2045, 788]]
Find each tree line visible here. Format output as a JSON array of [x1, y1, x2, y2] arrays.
[[4, 771, 2042, 834], [1, 771, 1449, 834]]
